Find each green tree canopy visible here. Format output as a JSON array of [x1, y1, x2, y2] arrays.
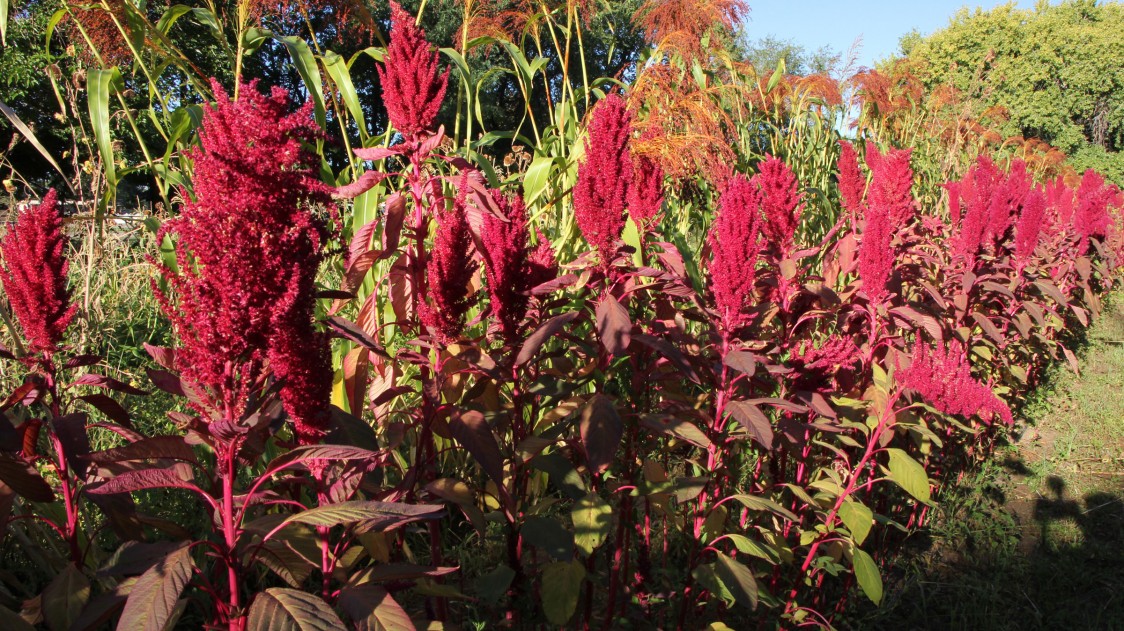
[[905, 0, 1124, 182]]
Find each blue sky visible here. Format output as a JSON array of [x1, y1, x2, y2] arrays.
[[743, 1, 1048, 71]]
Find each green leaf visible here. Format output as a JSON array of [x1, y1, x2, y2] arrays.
[[88, 68, 123, 201], [42, 564, 89, 631], [247, 588, 346, 631], [0, 0, 7, 46], [523, 155, 553, 205], [540, 560, 585, 625], [322, 50, 367, 138], [724, 534, 780, 565], [476, 565, 516, 603], [0, 101, 70, 189], [886, 448, 932, 504], [852, 548, 883, 605], [571, 493, 612, 556], [274, 35, 326, 128], [522, 516, 574, 561], [714, 552, 759, 610], [838, 499, 874, 545], [0, 604, 33, 631], [117, 546, 194, 631]]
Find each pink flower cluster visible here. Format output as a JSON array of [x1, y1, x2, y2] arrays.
[[0, 189, 76, 356], [898, 340, 1013, 425], [851, 143, 915, 303], [1013, 185, 1047, 269], [574, 94, 633, 267], [836, 142, 866, 224], [629, 150, 665, 231], [154, 81, 334, 442], [480, 189, 557, 341], [379, 1, 448, 140], [420, 177, 476, 342], [1073, 169, 1117, 254], [708, 174, 762, 331], [756, 155, 803, 257]]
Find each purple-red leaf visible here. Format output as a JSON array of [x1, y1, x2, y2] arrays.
[[596, 294, 632, 356], [727, 400, 775, 450], [246, 588, 346, 631], [85, 468, 207, 503], [77, 394, 132, 428], [145, 368, 186, 397], [143, 344, 175, 370], [116, 545, 193, 631], [64, 354, 102, 369], [324, 317, 390, 358], [85, 436, 197, 465], [338, 584, 416, 631], [0, 453, 54, 501], [447, 410, 506, 489], [580, 394, 623, 473], [382, 192, 407, 255], [516, 311, 579, 366], [333, 170, 389, 200], [69, 374, 147, 396]]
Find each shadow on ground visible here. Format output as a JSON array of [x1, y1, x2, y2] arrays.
[[848, 466, 1123, 630]]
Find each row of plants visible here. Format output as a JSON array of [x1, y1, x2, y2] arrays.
[[2, 1, 1124, 629]]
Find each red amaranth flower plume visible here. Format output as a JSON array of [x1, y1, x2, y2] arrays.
[[837, 141, 866, 222], [419, 178, 476, 342], [1073, 169, 1117, 254], [153, 80, 334, 429], [0, 190, 76, 356], [754, 155, 802, 255], [1014, 185, 1047, 271], [790, 335, 861, 391], [708, 174, 762, 331], [629, 151, 665, 231], [574, 94, 633, 267], [864, 142, 915, 226], [898, 340, 1012, 425], [858, 200, 894, 303], [269, 326, 333, 444], [985, 160, 1031, 250], [951, 156, 1003, 265], [379, 1, 449, 140], [480, 189, 556, 341]]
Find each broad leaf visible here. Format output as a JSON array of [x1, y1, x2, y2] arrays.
[[0, 453, 54, 501], [726, 401, 774, 450], [447, 410, 506, 491], [246, 588, 345, 631], [516, 311, 579, 366], [338, 584, 415, 631], [579, 394, 623, 473], [116, 546, 193, 631], [270, 501, 443, 538], [42, 563, 89, 631], [571, 492, 612, 556], [714, 552, 758, 610], [852, 547, 883, 605], [838, 499, 874, 545], [595, 294, 631, 356], [86, 436, 196, 465], [522, 516, 574, 561], [541, 560, 585, 625], [885, 448, 931, 504]]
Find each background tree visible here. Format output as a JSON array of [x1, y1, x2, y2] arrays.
[[904, 0, 1124, 183]]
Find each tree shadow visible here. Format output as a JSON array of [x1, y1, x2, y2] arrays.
[[851, 470, 1124, 630]]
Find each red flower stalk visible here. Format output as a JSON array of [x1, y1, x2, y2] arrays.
[[379, 1, 449, 140], [951, 156, 1002, 265], [898, 340, 1012, 425], [419, 178, 476, 342], [985, 160, 1030, 250], [480, 189, 556, 342], [0, 190, 76, 356], [754, 155, 803, 256], [864, 142, 915, 227], [857, 198, 894, 303], [837, 141, 866, 223], [574, 93, 633, 267], [269, 325, 333, 444], [1014, 185, 1047, 270], [1073, 169, 1116, 254], [708, 174, 762, 331], [153, 80, 334, 428], [629, 151, 665, 231]]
